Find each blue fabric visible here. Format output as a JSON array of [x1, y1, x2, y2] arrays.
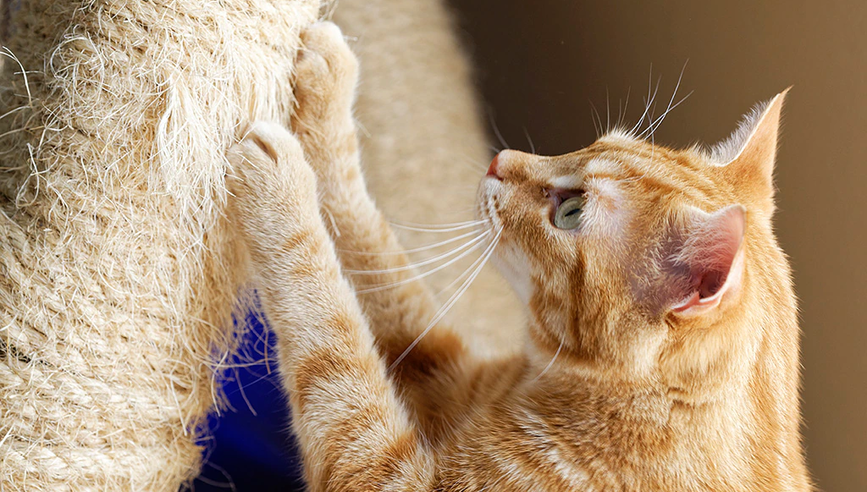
[[191, 312, 305, 491]]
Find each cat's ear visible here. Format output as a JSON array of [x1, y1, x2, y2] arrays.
[[710, 89, 790, 212], [665, 205, 747, 317]]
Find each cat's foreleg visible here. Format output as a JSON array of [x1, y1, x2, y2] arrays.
[[228, 123, 434, 490], [291, 24, 473, 393]]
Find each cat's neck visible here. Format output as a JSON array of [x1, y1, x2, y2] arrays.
[[519, 315, 807, 490]]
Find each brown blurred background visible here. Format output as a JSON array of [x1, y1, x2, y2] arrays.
[[448, 1, 866, 489]]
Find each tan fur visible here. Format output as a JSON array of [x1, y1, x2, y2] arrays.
[[231, 22, 809, 491]]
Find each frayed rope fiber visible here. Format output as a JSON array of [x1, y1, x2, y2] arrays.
[[0, 0, 319, 489]]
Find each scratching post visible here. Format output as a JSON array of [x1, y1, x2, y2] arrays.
[[0, 0, 317, 489], [334, 0, 523, 356]]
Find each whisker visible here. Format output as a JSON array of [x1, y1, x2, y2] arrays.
[[458, 154, 489, 173], [488, 110, 510, 150], [343, 228, 483, 257], [639, 60, 690, 139], [643, 90, 694, 141], [617, 97, 623, 130], [629, 64, 655, 135], [392, 219, 485, 228], [589, 101, 602, 138], [441, 206, 483, 217], [388, 219, 487, 233], [646, 76, 663, 132], [355, 230, 492, 294], [346, 230, 490, 275], [432, 233, 496, 297], [630, 66, 662, 135], [400, 228, 486, 254], [388, 229, 502, 371], [530, 340, 564, 383], [522, 127, 536, 154], [619, 86, 632, 128]]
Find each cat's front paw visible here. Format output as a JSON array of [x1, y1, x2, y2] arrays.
[[227, 121, 318, 236], [292, 21, 359, 140]]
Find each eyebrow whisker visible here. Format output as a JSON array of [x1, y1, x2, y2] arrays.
[[629, 66, 662, 136], [639, 60, 691, 139]]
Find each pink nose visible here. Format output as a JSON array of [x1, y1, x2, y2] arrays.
[[486, 154, 502, 180]]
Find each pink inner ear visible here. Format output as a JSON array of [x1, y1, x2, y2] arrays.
[[670, 205, 746, 314]]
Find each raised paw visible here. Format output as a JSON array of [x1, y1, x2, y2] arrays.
[[227, 121, 318, 237], [292, 21, 359, 140]]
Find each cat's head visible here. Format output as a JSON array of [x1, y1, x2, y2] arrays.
[[477, 90, 792, 399]]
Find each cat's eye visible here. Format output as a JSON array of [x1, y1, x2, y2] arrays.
[[553, 195, 585, 229]]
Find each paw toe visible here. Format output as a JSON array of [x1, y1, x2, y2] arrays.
[[297, 21, 358, 80], [227, 121, 309, 192], [243, 121, 303, 163], [300, 21, 345, 52]]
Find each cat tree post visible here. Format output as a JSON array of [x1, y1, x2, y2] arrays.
[[0, 0, 317, 489], [333, 0, 523, 357]]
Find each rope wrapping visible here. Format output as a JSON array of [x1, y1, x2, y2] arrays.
[[0, 0, 318, 489]]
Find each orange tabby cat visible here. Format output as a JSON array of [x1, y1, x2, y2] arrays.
[[228, 22, 810, 491]]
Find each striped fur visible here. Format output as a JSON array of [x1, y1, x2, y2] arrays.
[[228, 22, 809, 491]]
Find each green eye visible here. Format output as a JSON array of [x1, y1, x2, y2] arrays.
[[553, 195, 585, 229]]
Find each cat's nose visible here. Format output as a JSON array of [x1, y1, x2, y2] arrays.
[[486, 153, 503, 180]]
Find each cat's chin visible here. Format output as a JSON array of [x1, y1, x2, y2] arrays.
[[489, 241, 534, 306], [474, 176, 532, 303]]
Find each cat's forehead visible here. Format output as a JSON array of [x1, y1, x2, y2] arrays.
[[535, 136, 724, 211], [547, 158, 620, 189], [544, 136, 690, 183]]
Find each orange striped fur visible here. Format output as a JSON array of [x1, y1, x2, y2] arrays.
[[228, 22, 809, 491]]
